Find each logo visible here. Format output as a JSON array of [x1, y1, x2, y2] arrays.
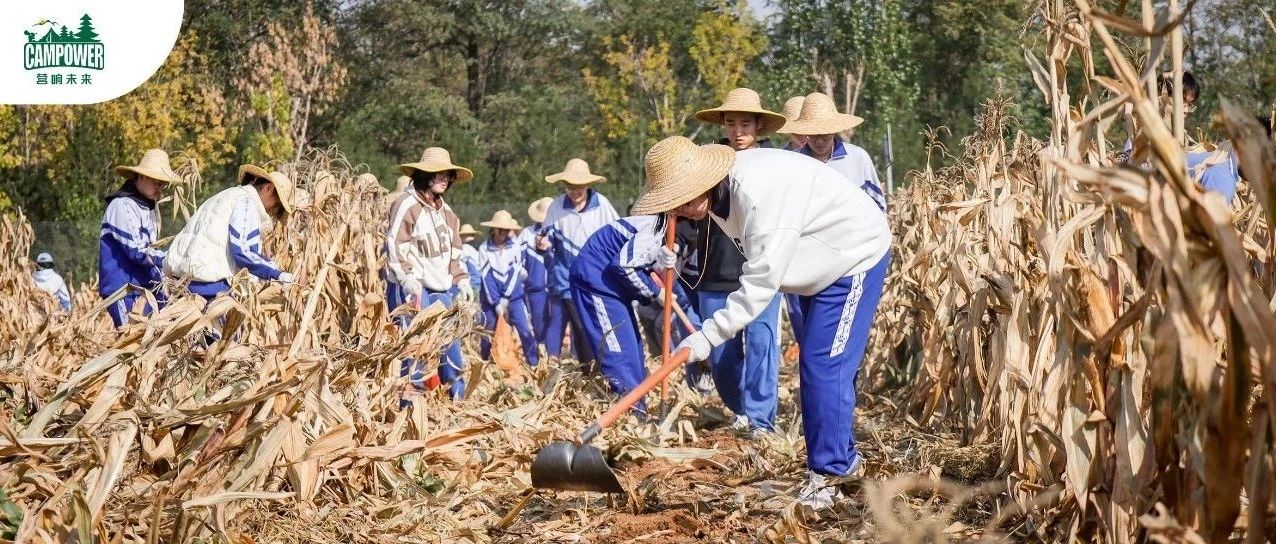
[[23, 15, 104, 86]]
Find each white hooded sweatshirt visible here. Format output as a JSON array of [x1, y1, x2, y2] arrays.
[[697, 148, 892, 348]]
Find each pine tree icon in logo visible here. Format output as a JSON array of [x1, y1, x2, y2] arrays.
[[75, 14, 99, 43]]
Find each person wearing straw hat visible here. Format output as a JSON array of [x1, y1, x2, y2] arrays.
[[778, 92, 886, 212], [165, 164, 301, 302], [99, 148, 180, 327], [519, 196, 554, 352], [568, 213, 702, 416], [477, 210, 539, 366], [458, 223, 483, 293], [539, 158, 619, 366], [32, 252, 71, 312], [385, 146, 475, 401], [692, 87, 788, 434], [634, 136, 892, 510], [780, 95, 809, 152]]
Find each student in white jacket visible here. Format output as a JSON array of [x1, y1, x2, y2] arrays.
[[779, 92, 886, 212], [32, 252, 71, 312], [633, 136, 892, 510]]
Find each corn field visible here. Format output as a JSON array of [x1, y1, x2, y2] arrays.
[[2, 1, 1276, 543]]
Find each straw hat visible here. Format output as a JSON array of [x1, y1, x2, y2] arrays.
[[782, 96, 805, 121], [394, 175, 411, 193], [115, 149, 180, 184], [239, 164, 299, 214], [398, 147, 474, 182], [631, 136, 735, 216], [527, 197, 553, 224], [480, 210, 521, 231], [458, 223, 478, 237], [693, 88, 787, 136], [777, 92, 864, 135], [545, 158, 605, 185]]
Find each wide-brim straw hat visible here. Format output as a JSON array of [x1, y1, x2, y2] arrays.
[[631, 136, 735, 216], [398, 147, 474, 182], [458, 223, 478, 236], [527, 196, 553, 223], [693, 87, 787, 136], [115, 148, 180, 184], [777, 92, 864, 135], [780, 95, 806, 132], [480, 210, 521, 231], [394, 175, 411, 193], [239, 164, 298, 215], [545, 158, 605, 185]]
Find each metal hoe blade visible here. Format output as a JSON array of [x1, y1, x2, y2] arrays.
[[530, 441, 624, 493]]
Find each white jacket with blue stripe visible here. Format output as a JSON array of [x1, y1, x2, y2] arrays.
[[541, 190, 619, 298]]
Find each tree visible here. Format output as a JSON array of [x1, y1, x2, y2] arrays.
[[689, 0, 768, 103], [58, 25, 72, 42], [75, 14, 98, 42]]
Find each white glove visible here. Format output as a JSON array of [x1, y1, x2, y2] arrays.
[[278, 272, 295, 285], [676, 332, 713, 363], [401, 278, 424, 303], [496, 300, 509, 316], [655, 245, 678, 271], [456, 282, 475, 303]]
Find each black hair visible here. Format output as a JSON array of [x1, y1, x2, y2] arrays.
[[1158, 71, 1200, 100]]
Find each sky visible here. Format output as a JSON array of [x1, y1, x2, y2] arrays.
[[747, 0, 778, 19]]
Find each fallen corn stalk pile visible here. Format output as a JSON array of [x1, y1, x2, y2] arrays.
[[865, 1, 1276, 541]]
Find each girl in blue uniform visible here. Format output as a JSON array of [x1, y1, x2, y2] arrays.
[[569, 215, 701, 415], [519, 197, 554, 353], [477, 210, 539, 366]]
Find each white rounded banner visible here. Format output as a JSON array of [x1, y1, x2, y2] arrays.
[[1, 0, 184, 104]]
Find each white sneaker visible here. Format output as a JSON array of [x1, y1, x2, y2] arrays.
[[795, 471, 843, 510], [730, 415, 750, 431]]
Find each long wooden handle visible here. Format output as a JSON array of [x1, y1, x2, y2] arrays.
[[660, 214, 677, 400], [649, 271, 696, 334], [581, 348, 691, 443]]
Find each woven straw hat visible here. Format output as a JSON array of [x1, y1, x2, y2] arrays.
[[780, 95, 806, 133], [115, 149, 180, 184], [777, 92, 864, 135], [694, 88, 787, 136], [480, 210, 521, 231], [545, 158, 605, 185], [527, 197, 553, 223], [458, 224, 478, 237], [394, 175, 411, 193], [631, 136, 735, 216], [239, 164, 299, 214], [398, 147, 474, 182]]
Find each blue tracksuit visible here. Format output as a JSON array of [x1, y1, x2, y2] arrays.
[[477, 237, 539, 366], [1187, 149, 1240, 205], [569, 215, 701, 414], [542, 190, 619, 361], [99, 183, 166, 327], [518, 225, 550, 351], [792, 250, 890, 476]]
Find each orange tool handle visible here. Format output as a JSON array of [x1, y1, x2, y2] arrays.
[[660, 214, 677, 400], [580, 348, 691, 443], [649, 271, 696, 334]]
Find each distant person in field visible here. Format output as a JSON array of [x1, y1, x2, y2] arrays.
[[779, 92, 886, 211], [569, 213, 702, 416], [781, 95, 809, 152], [458, 223, 483, 293], [538, 158, 619, 366], [519, 197, 554, 353], [32, 252, 71, 312], [385, 147, 476, 401], [691, 87, 789, 433], [476, 210, 539, 366], [635, 136, 892, 510], [99, 149, 179, 327]]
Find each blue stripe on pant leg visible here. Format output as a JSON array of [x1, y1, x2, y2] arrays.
[[741, 295, 781, 430], [527, 290, 548, 349], [573, 289, 647, 414], [798, 251, 890, 475], [698, 289, 745, 415], [509, 297, 540, 366]]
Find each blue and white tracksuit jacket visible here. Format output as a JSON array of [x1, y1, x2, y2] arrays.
[[518, 225, 551, 349], [542, 190, 619, 360], [569, 215, 701, 414], [189, 198, 286, 300], [99, 185, 165, 327], [478, 238, 539, 365]]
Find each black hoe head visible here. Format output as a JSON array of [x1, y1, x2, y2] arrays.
[[530, 441, 624, 493]]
